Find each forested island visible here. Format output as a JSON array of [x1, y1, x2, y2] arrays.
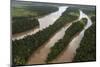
[[46, 19, 86, 62]]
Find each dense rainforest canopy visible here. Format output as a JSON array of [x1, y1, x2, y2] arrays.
[[73, 16, 96, 62], [46, 19, 86, 62], [12, 16, 39, 34]]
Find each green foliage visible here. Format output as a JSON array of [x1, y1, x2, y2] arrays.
[[12, 6, 59, 17], [12, 16, 39, 34], [73, 22, 96, 62], [46, 20, 85, 62], [61, 7, 80, 22]]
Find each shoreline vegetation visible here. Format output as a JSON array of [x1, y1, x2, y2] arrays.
[[46, 18, 86, 62], [12, 7, 80, 65], [12, 17, 39, 34], [73, 16, 96, 62]]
